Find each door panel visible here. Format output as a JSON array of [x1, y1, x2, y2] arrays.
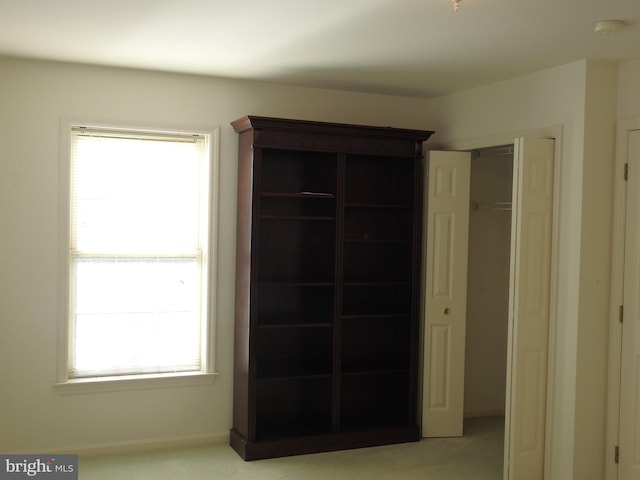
[[619, 129, 640, 480], [504, 137, 555, 480], [422, 150, 471, 437]]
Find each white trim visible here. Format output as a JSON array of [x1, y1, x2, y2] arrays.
[[205, 126, 221, 375], [56, 117, 221, 388], [436, 125, 562, 480], [8, 431, 229, 457], [546, 128, 563, 480], [440, 126, 561, 152], [605, 117, 640, 480], [58, 118, 72, 384], [54, 371, 219, 395]]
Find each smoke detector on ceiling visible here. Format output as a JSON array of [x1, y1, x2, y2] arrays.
[[594, 20, 626, 36]]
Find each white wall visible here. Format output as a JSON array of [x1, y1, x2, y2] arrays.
[[618, 59, 640, 119], [0, 56, 432, 454], [573, 61, 617, 480], [429, 59, 618, 480]]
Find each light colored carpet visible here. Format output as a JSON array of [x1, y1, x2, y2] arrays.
[[79, 416, 504, 480]]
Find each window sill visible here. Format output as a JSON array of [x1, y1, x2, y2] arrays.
[[54, 371, 219, 395]]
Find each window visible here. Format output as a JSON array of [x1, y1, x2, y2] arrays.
[[58, 122, 218, 388]]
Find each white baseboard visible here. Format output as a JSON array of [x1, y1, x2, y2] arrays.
[[10, 432, 230, 457]]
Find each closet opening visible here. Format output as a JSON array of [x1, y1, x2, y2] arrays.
[[464, 143, 514, 459], [424, 137, 555, 479]]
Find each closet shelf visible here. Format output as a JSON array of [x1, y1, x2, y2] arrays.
[[341, 368, 410, 377], [256, 372, 332, 382], [346, 203, 412, 209], [257, 322, 333, 329], [343, 281, 411, 287], [260, 214, 335, 221], [261, 192, 335, 199], [344, 238, 411, 244], [342, 313, 410, 320]]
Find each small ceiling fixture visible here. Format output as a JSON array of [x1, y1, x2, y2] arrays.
[[453, 0, 461, 12], [594, 20, 626, 36]]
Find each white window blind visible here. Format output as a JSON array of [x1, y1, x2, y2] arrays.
[[68, 126, 210, 378]]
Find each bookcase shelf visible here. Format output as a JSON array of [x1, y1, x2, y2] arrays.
[[231, 116, 433, 460]]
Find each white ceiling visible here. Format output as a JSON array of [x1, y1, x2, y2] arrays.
[[1, 0, 638, 98]]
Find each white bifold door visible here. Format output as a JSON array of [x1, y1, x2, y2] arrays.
[[421, 150, 470, 437], [422, 137, 555, 480]]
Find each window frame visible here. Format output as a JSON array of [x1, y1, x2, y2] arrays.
[[55, 118, 220, 394]]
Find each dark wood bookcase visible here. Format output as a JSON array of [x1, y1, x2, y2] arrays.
[[230, 116, 433, 460]]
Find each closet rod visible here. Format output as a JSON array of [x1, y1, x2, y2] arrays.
[[474, 144, 514, 158], [471, 201, 512, 211]]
